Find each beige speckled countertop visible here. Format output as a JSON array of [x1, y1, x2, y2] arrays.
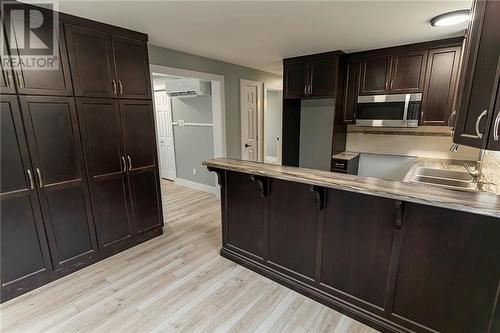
[[332, 151, 360, 161], [203, 158, 499, 218]]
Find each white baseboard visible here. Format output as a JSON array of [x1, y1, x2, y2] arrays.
[[174, 178, 220, 197]]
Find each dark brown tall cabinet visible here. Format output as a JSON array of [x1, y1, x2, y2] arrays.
[[1, 3, 162, 302], [453, 0, 500, 151]]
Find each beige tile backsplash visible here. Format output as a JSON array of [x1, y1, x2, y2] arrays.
[[481, 150, 500, 194]]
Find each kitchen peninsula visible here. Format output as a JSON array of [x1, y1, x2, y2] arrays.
[[204, 158, 500, 333]]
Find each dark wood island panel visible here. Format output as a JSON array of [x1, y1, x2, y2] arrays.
[[205, 159, 500, 333]]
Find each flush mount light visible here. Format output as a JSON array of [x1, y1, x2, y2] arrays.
[[431, 10, 470, 27]]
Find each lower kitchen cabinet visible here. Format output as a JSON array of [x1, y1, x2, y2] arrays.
[[225, 171, 267, 260], [0, 95, 53, 297], [20, 96, 98, 268], [215, 168, 500, 333], [268, 180, 318, 281], [391, 204, 500, 333], [320, 189, 396, 311]]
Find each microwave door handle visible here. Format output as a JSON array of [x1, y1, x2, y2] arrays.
[[402, 94, 411, 126]]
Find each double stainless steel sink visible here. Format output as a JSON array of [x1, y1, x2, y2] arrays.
[[412, 167, 476, 191]]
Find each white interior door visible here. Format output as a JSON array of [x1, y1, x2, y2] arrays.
[[241, 83, 259, 161], [154, 91, 176, 180]]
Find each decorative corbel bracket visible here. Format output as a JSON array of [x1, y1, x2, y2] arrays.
[[310, 185, 327, 210], [250, 175, 269, 197], [207, 167, 225, 188]]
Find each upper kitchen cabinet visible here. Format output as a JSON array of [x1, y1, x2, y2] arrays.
[[283, 61, 308, 98], [486, 83, 500, 151], [112, 36, 152, 99], [360, 50, 427, 95], [342, 59, 361, 123], [4, 11, 73, 96], [390, 50, 427, 93], [421, 46, 461, 125], [65, 24, 151, 99], [360, 55, 392, 95], [65, 24, 117, 98], [283, 51, 343, 99], [453, 0, 500, 149]]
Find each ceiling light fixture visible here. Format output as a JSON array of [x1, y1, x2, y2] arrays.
[[430, 10, 470, 27]]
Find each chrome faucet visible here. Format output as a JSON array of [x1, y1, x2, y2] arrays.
[[464, 162, 481, 183]]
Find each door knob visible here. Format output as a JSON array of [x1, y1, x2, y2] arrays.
[[244, 143, 250, 148]]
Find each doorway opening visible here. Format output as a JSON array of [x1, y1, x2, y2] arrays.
[[240, 79, 283, 164], [150, 65, 226, 196]]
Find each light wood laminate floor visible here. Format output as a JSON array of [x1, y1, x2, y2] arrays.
[[1, 180, 380, 333]]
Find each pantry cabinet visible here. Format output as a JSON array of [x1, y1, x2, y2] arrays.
[[66, 25, 151, 99], [1, 2, 162, 302], [0, 95, 53, 294]]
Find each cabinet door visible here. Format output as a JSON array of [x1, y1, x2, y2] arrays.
[[1, 30, 16, 94], [309, 58, 336, 98], [6, 16, 73, 96], [421, 46, 461, 125], [342, 60, 361, 123], [486, 83, 500, 151], [391, 204, 500, 333], [390, 50, 427, 93], [225, 171, 267, 260], [77, 98, 134, 253], [65, 24, 117, 98], [112, 36, 151, 99], [0, 95, 52, 297], [320, 189, 395, 312], [284, 61, 308, 98], [453, 0, 500, 148], [360, 55, 391, 95], [120, 100, 162, 234], [268, 180, 318, 281], [20, 96, 98, 268]]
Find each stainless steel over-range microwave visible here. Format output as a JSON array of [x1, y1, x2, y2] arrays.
[[355, 93, 422, 128]]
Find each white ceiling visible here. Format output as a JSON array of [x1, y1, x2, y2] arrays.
[[52, 1, 472, 74]]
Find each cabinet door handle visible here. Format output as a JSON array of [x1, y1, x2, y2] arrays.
[[127, 155, 132, 171], [494, 111, 500, 141], [118, 80, 123, 94], [15, 71, 23, 88], [304, 85, 307, 96], [35, 168, 43, 188], [475, 110, 487, 139], [121, 156, 127, 173], [26, 169, 34, 190], [390, 79, 394, 91], [112, 80, 117, 94], [308, 84, 312, 95]]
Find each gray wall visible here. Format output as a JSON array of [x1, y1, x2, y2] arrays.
[[171, 95, 215, 187], [299, 99, 335, 171], [148, 44, 282, 159], [265, 90, 281, 159]]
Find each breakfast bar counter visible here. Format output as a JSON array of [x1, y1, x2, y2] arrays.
[[204, 158, 500, 333], [204, 158, 499, 218]]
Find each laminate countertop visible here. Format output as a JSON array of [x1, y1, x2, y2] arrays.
[[203, 158, 500, 218]]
